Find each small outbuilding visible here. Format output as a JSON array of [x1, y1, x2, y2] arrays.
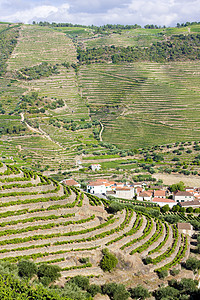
[[177, 222, 193, 237]]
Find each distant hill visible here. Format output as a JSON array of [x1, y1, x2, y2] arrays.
[[1, 22, 200, 171]]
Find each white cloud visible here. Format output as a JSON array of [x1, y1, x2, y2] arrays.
[[0, 0, 199, 26]]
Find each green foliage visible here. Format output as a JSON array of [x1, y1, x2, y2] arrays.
[[100, 248, 118, 272], [37, 264, 61, 286], [87, 284, 102, 297], [0, 26, 19, 75], [69, 275, 89, 290], [0, 274, 72, 300], [170, 268, 180, 276], [185, 257, 200, 272], [77, 34, 200, 64], [161, 204, 170, 213], [16, 62, 59, 80], [164, 214, 180, 224], [102, 282, 130, 300], [170, 181, 185, 192], [157, 269, 168, 279], [107, 201, 124, 213], [129, 285, 150, 299], [18, 260, 37, 279]]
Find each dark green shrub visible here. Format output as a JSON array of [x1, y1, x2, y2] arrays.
[[87, 284, 101, 296], [18, 260, 37, 279], [69, 275, 89, 290], [129, 284, 150, 299], [100, 248, 118, 272], [157, 269, 168, 279], [37, 264, 61, 285]]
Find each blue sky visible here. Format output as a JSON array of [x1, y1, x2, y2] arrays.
[[0, 0, 199, 26]]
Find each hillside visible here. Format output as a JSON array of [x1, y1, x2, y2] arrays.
[[1, 22, 200, 177], [0, 163, 193, 290]]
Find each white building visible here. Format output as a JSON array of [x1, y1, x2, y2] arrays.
[[90, 164, 101, 171], [152, 197, 177, 208], [174, 191, 194, 203], [87, 181, 106, 194], [137, 191, 152, 201]]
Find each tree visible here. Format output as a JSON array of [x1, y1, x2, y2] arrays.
[[172, 205, 180, 212], [161, 204, 170, 213], [185, 257, 200, 272], [164, 214, 180, 224], [102, 282, 130, 300], [100, 248, 118, 272], [129, 285, 150, 299], [157, 269, 168, 279], [18, 260, 37, 279], [37, 264, 61, 286], [170, 181, 185, 192], [69, 275, 89, 290], [87, 284, 101, 297], [107, 201, 124, 213], [154, 286, 179, 299]]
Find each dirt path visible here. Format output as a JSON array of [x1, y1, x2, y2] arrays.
[[20, 112, 65, 149], [99, 121, 104, 142]]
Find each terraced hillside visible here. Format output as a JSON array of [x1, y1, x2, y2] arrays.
[[79, 62, 200, 149], [0, 164, 190, 284], [0, 24, 105, 172]]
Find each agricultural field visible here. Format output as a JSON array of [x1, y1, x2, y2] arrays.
[[0, 163, 195, 289], [79, 61, 200, 149]]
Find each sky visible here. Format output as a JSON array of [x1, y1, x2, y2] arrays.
[[0, 0, 200, 27]]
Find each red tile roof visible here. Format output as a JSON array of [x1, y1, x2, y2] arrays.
[[174, 191, 193, 197], [152, 197, 175, 203], [139, 191, 152, 198], [154, 190, 166, 197], [62, 179, 79, 186]]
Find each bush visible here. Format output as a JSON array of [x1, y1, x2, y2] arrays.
[[100, 248, 118, 272], [102, 282, 130, 300], [129, 285, 150, 299], [37, 264, 61, 285], [170, 268, 180, 276], [69, 275, 89, 290], [18, 260, 37, 279], [107, 201, 124, 213], [157, 269, 168, 279], [185, 257, 200, 272], [87, 284, 102, 296]]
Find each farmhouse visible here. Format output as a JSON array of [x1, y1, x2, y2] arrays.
[[179, 200, 200, 208], [173, 191, 194, 203], [90, 164, 101, 171], [154, 190, 166, 198], [113, 187, 134, 200], [87, 181, 106, 194], [61, 179, 80, 188], [87, 179, 134, 199], [152, 197, 177, 208], [137, 191, 152, 201]]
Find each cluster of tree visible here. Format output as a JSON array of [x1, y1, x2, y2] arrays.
[[33, 21, 87, 28], [0, 124, 26, 135], [144, 24, 166, 29], [16, 62, 59, 80], [77, 34, 200, 64], [0, 25, 19, 75], [34, 21, 141, 31], [17, 92, 65, 114], [177, 21, 200, 27], [1, 258, 200, 300]]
